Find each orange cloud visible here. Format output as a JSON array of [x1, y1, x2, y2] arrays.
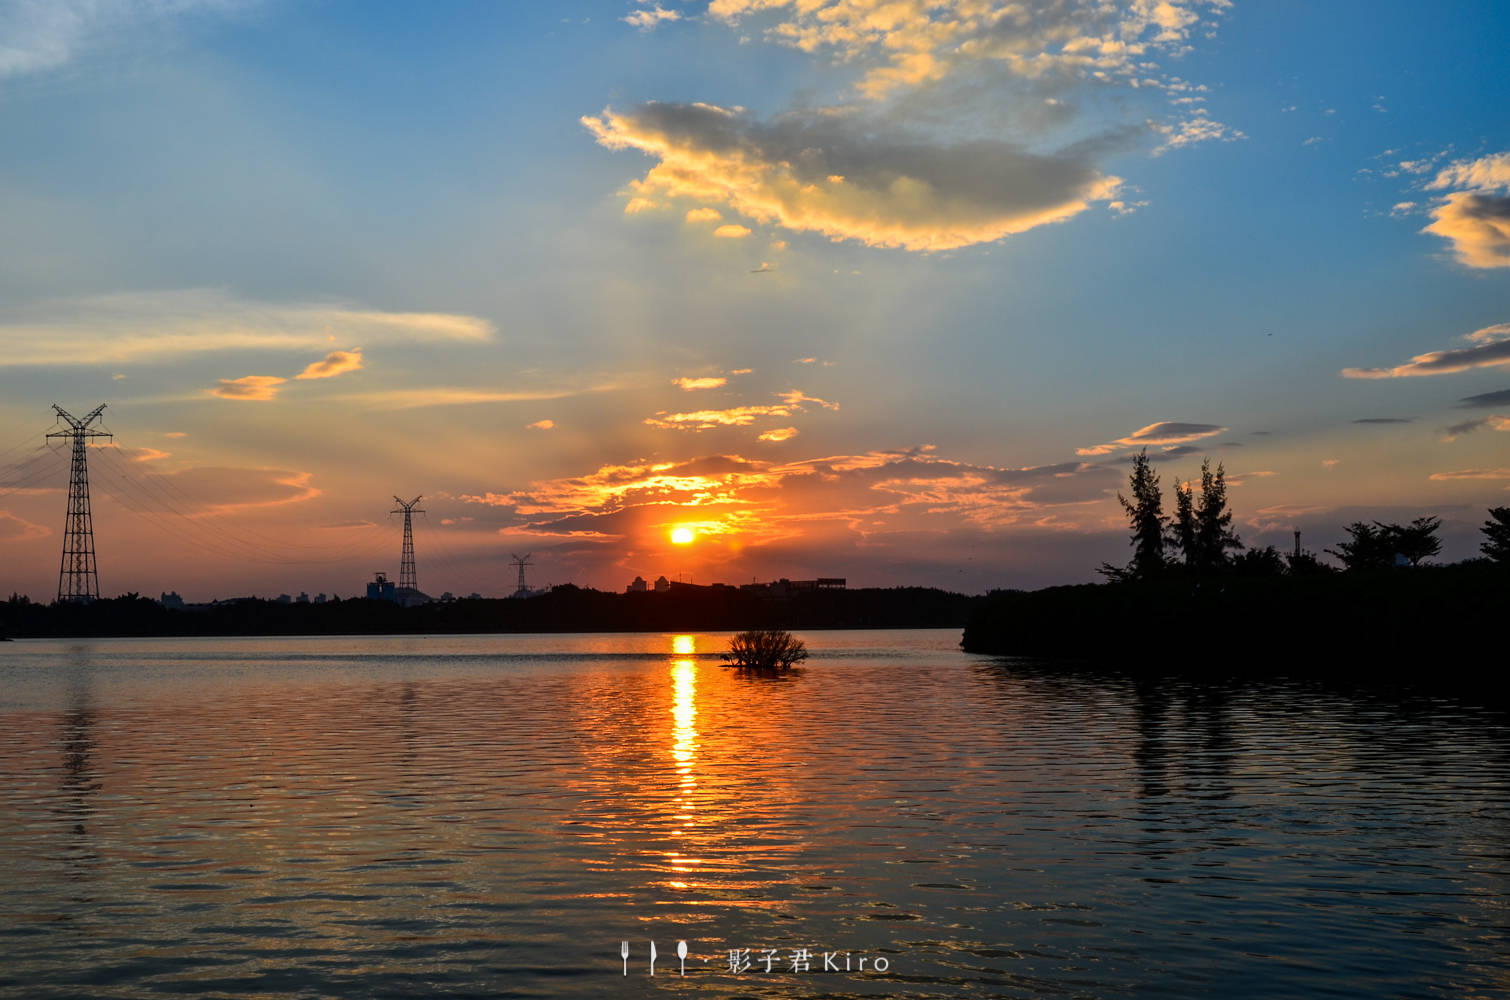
[[714, 224, 751, 238], [706, 0, 1224, 100], [644, 389, 837, 430], [211, 375, 286, 401], [295, 348, 363, 380], [759, 427, 799, 442], [674, 376, 728, 390], [527, 419, 556, 430], [1422, 151, 1510, 268], [1076, 421, 1226, 457], [1342, 323, 1510, 378], [1428, 468, 1510, 481], [685, 207, 722, 223]]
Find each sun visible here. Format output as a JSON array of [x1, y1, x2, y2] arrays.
[[671, 526, 695, 545]]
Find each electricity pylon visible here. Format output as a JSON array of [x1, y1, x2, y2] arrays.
[[391, 495, 424, 591], [48, 404, 111, 603], [510, 552, 532, 598]]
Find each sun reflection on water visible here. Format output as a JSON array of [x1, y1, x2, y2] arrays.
[[668, 637, 701, 878]]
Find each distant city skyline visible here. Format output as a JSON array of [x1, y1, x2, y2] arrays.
[[1, 1, 1508, 600]]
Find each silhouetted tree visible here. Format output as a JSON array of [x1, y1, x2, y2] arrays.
[[1168, 476, 1197, 565], [1483, 506, 1510, 563], [1101, 449, 1166, 581], [1327, 522, 1394, 571], [1390, 517, 1442, 566], [1327, 518, 1440, 570], [1231, 545, 1286, 576], [1285, 549, 1332, 575], [1193, 459, 1243, 569]]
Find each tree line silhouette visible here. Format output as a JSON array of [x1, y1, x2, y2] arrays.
[[963, 451, 1508, 675], [1101, 448, 1509, 578]]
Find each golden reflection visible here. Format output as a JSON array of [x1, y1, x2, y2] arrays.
[[669, 656, 700, 874]]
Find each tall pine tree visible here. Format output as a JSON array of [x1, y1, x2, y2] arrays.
[[1102, 449, 1167, 580], [1193, 459, 1243, 569], [1169, 476, 1197, 565]]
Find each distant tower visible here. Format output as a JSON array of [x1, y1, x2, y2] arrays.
[[47, 404, 112, 603], [391, 495, 424, 591], [1293, 529, 1302, 559], [510, 552, 533, 598]]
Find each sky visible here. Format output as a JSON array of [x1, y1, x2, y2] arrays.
[[1, 0, 1508, 601]]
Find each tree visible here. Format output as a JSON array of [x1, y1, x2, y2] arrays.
[[1101, 449, 1166, 580], [1168, 476, 1197, 566], [1326, 518, 1440, 570], [1231, 545, 1286, 576], [1193, 459, 1243, 569], [1390, 517, 1441, 567], [723, 629, 808, 671], [1327, 522, 1393, 571], [1483, 506, 1510, 563]]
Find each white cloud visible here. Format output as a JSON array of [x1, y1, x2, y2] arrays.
[[623, 4, 682, 30], [0, 0, 251, 79]]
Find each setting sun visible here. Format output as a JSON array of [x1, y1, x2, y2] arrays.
[[671, 527, 695, 545]]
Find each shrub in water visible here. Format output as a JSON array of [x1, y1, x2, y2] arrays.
[[723, 629, 808, 671]]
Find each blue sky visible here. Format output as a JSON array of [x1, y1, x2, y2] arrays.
[[1, 0, 1507, 599]]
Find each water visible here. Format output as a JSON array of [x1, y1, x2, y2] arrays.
[[0, 631, 1506, 998]]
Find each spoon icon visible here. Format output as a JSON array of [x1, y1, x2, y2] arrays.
[[620, 940, 628, 976], [677, 940, 688, 976]]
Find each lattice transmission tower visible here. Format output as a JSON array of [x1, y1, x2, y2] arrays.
[[391, 495, 424, 591], [510, 552, 532, 598], [48, 404, 112, 603]]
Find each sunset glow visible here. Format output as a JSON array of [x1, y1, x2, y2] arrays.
[[0, 2, 1505, 601]]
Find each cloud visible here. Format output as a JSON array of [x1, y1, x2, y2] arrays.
[[706, 0, 1230, 101], [1422, 151, 1510, 268], [1440, 415, 1510, 441], [294, 349, 363, 380], [1150, 115, 1246, 155], [0, 510, 49, 542], [0, 289, 493, 367], [1341, 323, 1510, 378], [0, 0, 247, 79], [211, 375, 286, 401], [1459, 388, 1510, 408], [334, 381, 619, 409], [624, 3, 682, 29], [1424, 192, 1510, 269], [713, 224, 752, 238], [1076, 421, 1226, 457], [674, 376, 728, 390], [758, 427, 798, 442], [645, 389, 837, 430], [685, 207, 723, 223], [1352, 417, 1413, 424], [527, 419, 556, 430], [1428, 468, 1510, 481], [462, 448, 1123, 551], [583, 102, 1122, 251]]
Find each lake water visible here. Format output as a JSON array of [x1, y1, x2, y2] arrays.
[[0, 630, 1506, 998]]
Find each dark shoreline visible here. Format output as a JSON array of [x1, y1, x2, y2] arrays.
[[0, 585, 984, 639], [961, 561, 1507, 691]]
